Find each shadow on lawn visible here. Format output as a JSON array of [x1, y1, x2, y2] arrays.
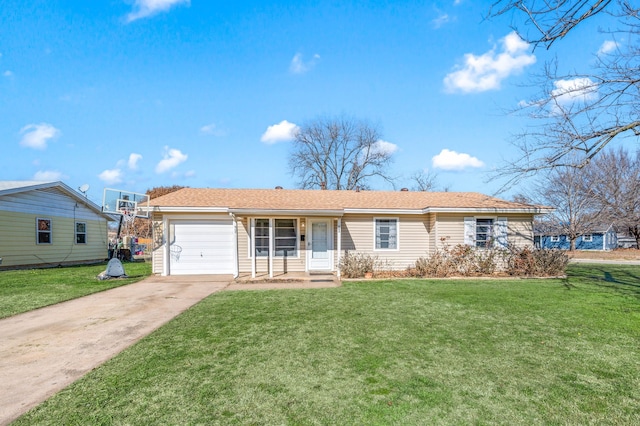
[[565, 265, 640, 298]]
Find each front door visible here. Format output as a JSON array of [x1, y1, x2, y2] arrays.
[[308, 219, 332, 271]]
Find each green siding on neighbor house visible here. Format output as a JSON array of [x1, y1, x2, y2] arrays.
[[0, 187, 109, 268]]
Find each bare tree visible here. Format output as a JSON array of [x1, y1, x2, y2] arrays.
[[130, 185, 187, 238], [534, 165, 601, 250], [586, 147, 640, 246], [489, 1, 616, 48], [410, 170, 438, 191], [288, 116, 396, 190], [488, 1, 640, 188]]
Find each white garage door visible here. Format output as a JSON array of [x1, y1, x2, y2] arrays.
[[169, 219, 235, 275]]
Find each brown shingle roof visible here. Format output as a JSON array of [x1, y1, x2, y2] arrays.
[[149, 188, 540, 212]]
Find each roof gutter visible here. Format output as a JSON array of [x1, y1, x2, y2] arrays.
[[423, 207, 555, 214], [229, 208, 344, 217], [150, 206, 230, 213]]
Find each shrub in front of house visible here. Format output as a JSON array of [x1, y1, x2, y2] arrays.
[[504, 246, 569, 277], [413, 245, 568, 278], [339, 252, 376, 278]]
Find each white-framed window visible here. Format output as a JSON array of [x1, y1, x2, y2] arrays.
[[274, 218, 297, 257], [582, 234, 593, 242], [374, 218, 398, 250], [464, 217, 508, 248], [75, 222, 87, 244], [37, 218, 52, 244], [550, 235, 560, 242], [254, 219, 269, 257], [249, 218, 298, 258], [475, 218, 494, 248]]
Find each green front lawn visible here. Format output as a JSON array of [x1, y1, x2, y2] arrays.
[[0, 261, 151, 319], [14, 264, 640, 425]]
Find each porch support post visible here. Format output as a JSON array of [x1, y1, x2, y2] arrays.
[[162, 215, 169, 276], [251, 218, 256, 279], [336, 217, 342, 279], [268, 218, 274, 278]]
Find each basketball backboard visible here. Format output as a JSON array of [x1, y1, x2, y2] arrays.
[[102, 188, 150, 219]]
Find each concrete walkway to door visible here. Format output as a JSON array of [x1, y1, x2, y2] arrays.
[[0, 274, 230, 426]]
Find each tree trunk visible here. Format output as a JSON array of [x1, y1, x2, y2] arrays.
[[569, 237, 576, 251]]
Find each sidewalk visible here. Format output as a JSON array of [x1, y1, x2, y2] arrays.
[[0, 275, 230, 425]]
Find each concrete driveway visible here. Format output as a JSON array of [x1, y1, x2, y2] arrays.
[[0, 274, 230, 425]]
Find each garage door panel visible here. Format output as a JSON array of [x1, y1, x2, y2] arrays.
[[170, 219, 234, 275]]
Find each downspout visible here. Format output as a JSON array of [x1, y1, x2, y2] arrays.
[[230, 213, 239, 278]]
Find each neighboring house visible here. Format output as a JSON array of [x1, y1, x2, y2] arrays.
[[617, 235, 639, 249], [0, 181, 114, 269], [149, 188, 550, 277], [534, 224, 618, 251]]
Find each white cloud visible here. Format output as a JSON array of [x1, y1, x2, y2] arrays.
[[432, 13, 451, 29], [289, 53, 320, 74], [372, 140, 399, 155], [128, 153, 142, 170], [432, 149, 484, 171], [98, 168, 124, 185], [3, 70, 13, 77], [184, 170, 196, 177], [200, 123, 217, 134], [155, 146, 188, 173], [199, 122, 227, 136], [33, 170, 65, 181], [444, 31, 536, 93], [19, 123, 61, 150], [598, 40, 618, 56], [551, 77, 598, 105], [126, 0, 190, 22], [260, 120, 299, 144]]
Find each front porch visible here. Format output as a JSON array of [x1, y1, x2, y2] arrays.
[[230, 271, 341, 290]]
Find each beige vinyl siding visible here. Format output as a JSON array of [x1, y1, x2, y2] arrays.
[[0, 210, 108, 268], [434, 213, 535, 249], [506, 214, 534, 247], [433, 213, 466, 249], [151, 213, 164, 274], [237, 216, 306, 274], [427, 213, 437, 255], [340, 214, 429, 270]]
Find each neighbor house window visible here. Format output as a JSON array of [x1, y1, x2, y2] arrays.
[[475, 218, 494, 248], [254, 219, 269, 257], [274, 219, 297, 257], [375, 218, 398, 250], [75, 222, 87, 244], [550, 235, 560, 242], [583, 234, 593, 242], [37, 218, 52, 244]]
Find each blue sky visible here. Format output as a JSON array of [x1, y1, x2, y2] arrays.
[[0, 0, 617, 205]]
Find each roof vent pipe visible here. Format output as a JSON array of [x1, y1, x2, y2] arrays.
[[400, 188, 409, 191], [275, 186, 283, 189]]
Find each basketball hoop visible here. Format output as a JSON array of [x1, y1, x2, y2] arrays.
[[170, 244, 182, 261], [120, 209, 136, 223]]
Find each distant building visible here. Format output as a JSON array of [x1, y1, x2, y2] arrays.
[[0, 181, 114, 269], [535, 224, 618, 251]]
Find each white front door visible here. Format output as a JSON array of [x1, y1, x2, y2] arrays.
[[308, 219, 332, 271]]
